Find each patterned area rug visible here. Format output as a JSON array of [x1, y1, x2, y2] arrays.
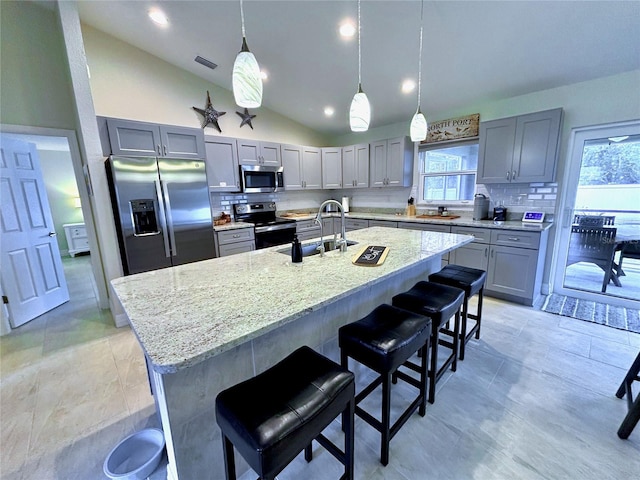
[[541, 294, 640, 334]]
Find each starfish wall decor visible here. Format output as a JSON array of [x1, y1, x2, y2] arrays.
[[193, 91, 225, 132], [236, 108, 256, 129]]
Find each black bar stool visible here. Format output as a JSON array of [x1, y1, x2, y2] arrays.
[[616, 351, 640, 439], [215, 346, 355, 480], [339, 304, 431, 466], [428, 264, 486, 360], [392, 281, 464, 404]]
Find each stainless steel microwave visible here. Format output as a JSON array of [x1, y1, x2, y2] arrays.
[[240, 165, 284, 193]]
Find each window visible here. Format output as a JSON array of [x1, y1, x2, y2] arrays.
[[418, 140, 478, 204]]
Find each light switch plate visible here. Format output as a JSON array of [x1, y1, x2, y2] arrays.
[[522, 211, 545, 222]]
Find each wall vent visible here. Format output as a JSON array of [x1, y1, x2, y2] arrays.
[[195, 56, 217, 70]]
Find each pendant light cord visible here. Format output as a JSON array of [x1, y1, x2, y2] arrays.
[[357, 0, 362, 86], [240, 0, 246, 38], [417, 0, 424, 108]]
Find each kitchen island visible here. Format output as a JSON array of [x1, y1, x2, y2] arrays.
[[110, 227, 473, 480]]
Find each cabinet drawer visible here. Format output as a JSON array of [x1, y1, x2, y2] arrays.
[[219, 240, 255, 257], [70, 227, 87, 238], [399, 222, 451, 233], [345, 219, 369, 230], [217, 228, 255, 245], [451, 226, 491, 243], [296, 220, 321, 234], [490, 230, 540, 249], [73, 237, 90, 249], [368, 220, 398, 228]]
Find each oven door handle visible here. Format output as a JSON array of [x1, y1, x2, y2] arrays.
[[254, 223, 297, 234]]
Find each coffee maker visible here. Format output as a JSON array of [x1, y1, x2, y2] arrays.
[[493, 206, 508, 222], [473, 194, 489, 220]]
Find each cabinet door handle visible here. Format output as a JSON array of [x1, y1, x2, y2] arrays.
[[163, 145, 168, 156], [508, 237, 520, 241], [491, 249, 495, 258], [157, 145, 162, 155], [484, 247, 488, 257], [512, 170, 517, 180], [506, 171, 511, 181], [353, 180, 356, 186]]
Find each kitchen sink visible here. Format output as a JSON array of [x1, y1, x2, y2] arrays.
[[277, 239, 358, 257]]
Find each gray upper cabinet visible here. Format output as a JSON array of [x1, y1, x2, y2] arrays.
[[282, 144, 322, 190], [237, 139, 281, 166], [477, 108, 562, 184], [322, 147, 342, 189], [204, 135, 240, 192], [370, 136, 413, 187], [342, 143, 369, 188], [106, 118, 205, 159]]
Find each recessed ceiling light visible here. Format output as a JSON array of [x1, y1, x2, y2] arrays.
[[148, 8, 169, 26], [401, 79, 416, 94], [324, 106, 335, 117], [339, 21, 356, 38], [260, 70, 268, 80]]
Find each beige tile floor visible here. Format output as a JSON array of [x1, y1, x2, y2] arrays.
[[1, 255, 639, 479]]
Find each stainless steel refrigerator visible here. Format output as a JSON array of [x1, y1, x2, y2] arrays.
[[106, 156, 215, 275]]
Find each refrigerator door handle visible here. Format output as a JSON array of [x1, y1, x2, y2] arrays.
[[161, 180, 177, 257], [155, 179, 172, 258]]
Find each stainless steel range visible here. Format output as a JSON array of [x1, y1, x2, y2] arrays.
[[233, 202, 297, 249]]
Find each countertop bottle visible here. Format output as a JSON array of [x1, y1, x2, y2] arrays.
[[291, 234, 303, 263]]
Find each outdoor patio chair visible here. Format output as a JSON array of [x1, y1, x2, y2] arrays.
[[567, 226, 618, 292], [617, 241, 640, 277]]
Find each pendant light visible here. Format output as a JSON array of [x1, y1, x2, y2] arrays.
[[349, 0, 370, 132], [410, 0, 427, 142], [232, 0, 262, 108]]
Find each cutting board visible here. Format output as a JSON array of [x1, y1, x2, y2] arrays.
[[352, 245, 390, 266], [415, 214, 461, 220]]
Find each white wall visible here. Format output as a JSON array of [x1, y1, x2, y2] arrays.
[[82, 25, 331, 147]]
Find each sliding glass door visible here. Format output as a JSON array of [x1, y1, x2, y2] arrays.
[[554, 121, 640, 309]]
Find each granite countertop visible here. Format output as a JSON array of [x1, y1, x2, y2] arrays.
[[213, 221, 254, 232], [281, 211, 554, 231], [111, 227, 473, 373]]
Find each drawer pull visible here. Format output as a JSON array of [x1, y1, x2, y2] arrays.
[[508, 237, 520, 241], [233, 234, 240, 238]]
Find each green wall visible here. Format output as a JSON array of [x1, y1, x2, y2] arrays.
[[0, 1, 76, 130]]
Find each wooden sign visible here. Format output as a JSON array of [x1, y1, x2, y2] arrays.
[[423, 113, 480, 143]]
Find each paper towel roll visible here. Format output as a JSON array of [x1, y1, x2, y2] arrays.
[[341, 196, 350, 213]]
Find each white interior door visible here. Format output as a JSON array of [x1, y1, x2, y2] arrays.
[[0, 136, 69, 327]]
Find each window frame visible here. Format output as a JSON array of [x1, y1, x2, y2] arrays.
[[417, 138, 479, 206]]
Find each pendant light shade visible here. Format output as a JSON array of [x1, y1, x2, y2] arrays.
[[350, 0, 369, 132], [409, 0, 427, 142], [232, 0, 262, 108], [350, 84, 371, 132], [232, 37, 262, 108], [410, 107, 427, 142]]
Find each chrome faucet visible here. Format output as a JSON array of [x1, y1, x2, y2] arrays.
[[315, 200, 348, 256]]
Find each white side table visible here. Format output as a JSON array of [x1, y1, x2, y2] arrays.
[[63, 223, 89, 257]]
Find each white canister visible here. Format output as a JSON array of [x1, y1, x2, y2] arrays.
[[341, 196, 350, 213]]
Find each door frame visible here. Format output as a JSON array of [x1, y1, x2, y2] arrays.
[[552, 119, 640, 310], [0, 124, 109, 315]]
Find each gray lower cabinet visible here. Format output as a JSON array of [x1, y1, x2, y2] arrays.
[[204, 135, 240, 192], [215, 228, 255, 257], [477, 108, 562, 184], [106, 118, 205, 159], [296, 219, 321, 241], [449, 226, 548, 305], [345, 218, 369, 231]]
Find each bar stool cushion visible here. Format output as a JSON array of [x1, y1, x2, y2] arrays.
[[216, 346, 354, 478], [392, 281, 465, 328], [339, 304, 431, 373], [428, 264, 486, 297]]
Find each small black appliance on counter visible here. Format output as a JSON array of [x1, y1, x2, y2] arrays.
[[493, 206, 507, 222]]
